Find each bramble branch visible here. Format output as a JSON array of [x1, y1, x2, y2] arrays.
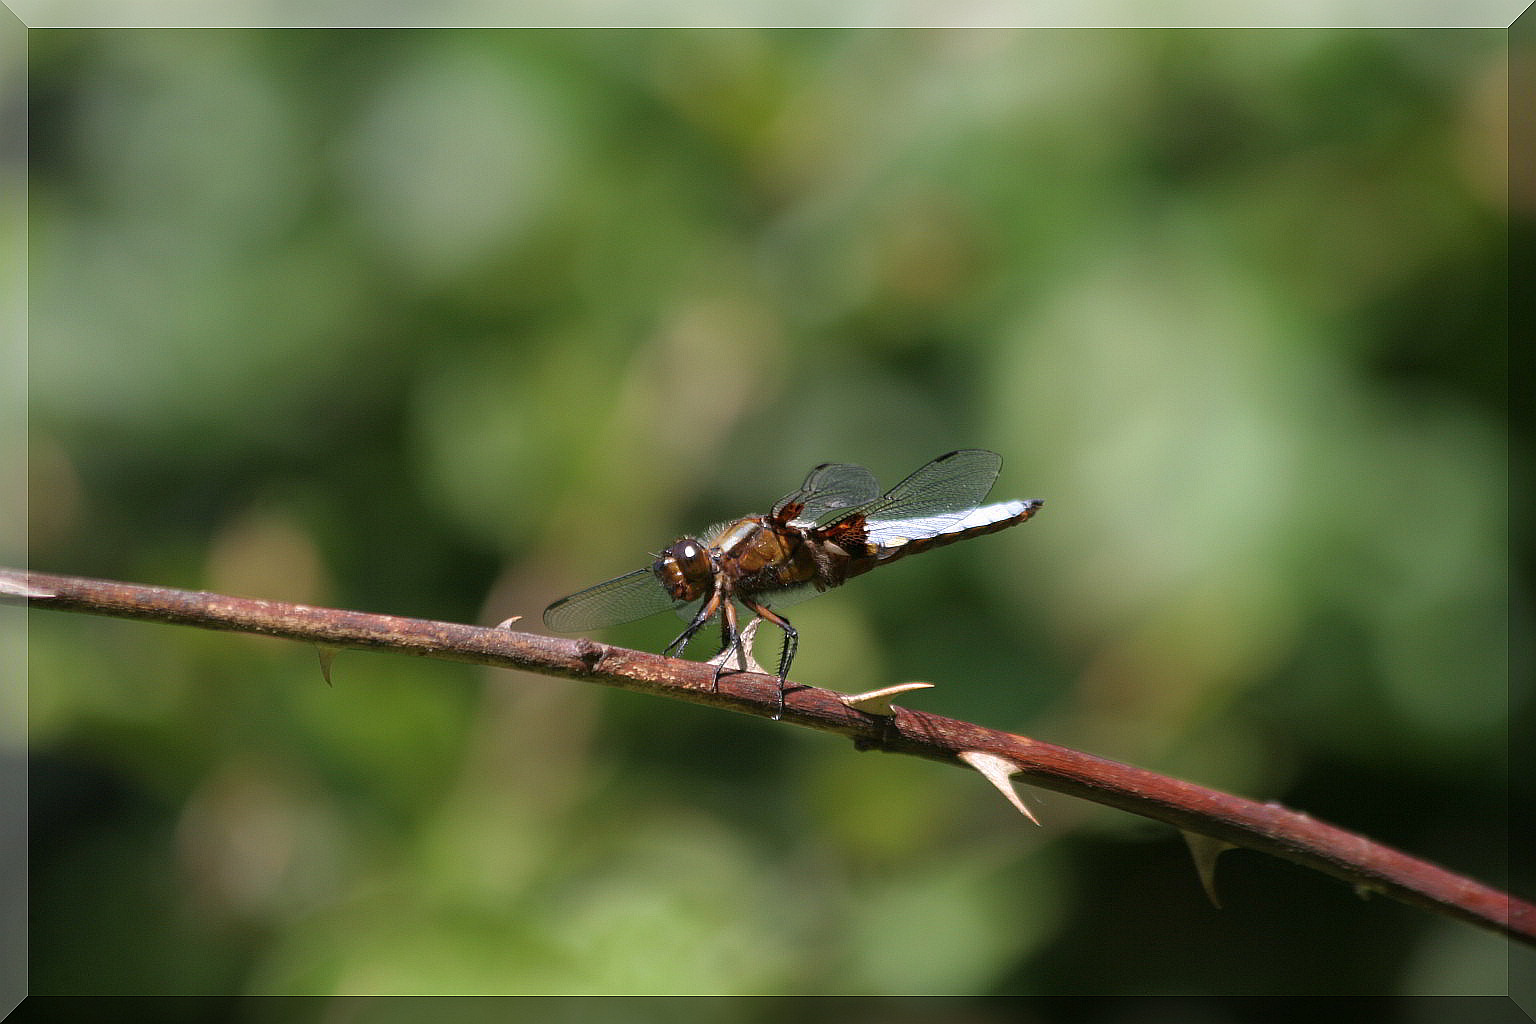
[[4, 566, 1530, 946]]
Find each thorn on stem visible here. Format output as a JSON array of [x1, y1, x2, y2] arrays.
[[840, 681, 934, 717], [1181, 831, 1237, 908], [958, 750, 1041, 826], [316, 646, 339, 686]]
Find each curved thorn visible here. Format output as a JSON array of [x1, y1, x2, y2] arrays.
[[1181, 830, 1238, 908], [316, 646, 339, 687], [840, 681, 935, 717], [706, 618, 769, 676], [958, 750, 1041, 826]]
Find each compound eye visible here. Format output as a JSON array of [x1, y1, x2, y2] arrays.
[[653, 537, 713, 601], [672, 540, 710, 577]]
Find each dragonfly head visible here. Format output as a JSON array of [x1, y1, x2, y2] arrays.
[[653, 537, 714, 602]]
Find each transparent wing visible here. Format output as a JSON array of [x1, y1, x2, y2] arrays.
[[543, 568, 683, 633], [826, 449, 1003, 544], [771, 462, 881, 526], [756, 580, 827, 611]]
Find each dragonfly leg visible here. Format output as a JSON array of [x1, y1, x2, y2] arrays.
[[742, 599, 798, 719], [711, 595, 743, 693], [664, 588, 721, 661]]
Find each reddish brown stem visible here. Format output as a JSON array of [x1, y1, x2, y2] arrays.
[[4, 566, 1529, 945]]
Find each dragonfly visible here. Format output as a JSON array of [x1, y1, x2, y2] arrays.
[[543, 449, 1043, 717]]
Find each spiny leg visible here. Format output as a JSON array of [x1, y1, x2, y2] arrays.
[[711, 593, 743, 693], [664, 588, 722, 662], [742, 598, 798, 719]]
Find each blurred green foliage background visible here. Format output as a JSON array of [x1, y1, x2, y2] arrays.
[[20, 28, 1520, 1000]]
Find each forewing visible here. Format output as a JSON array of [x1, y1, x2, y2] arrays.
[[826, 449, 1003, 545], [543, 568, 683, 633], [771, 462, 881, 525]]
